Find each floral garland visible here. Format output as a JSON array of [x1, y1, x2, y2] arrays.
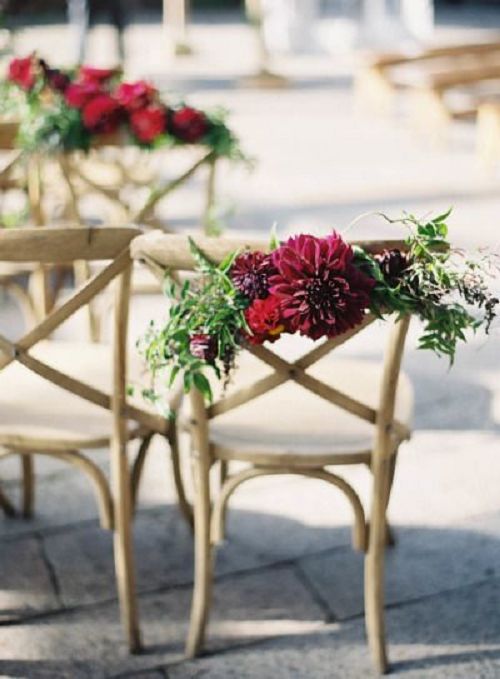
[[141, 212, 498, 402], [2, 55, 242, 157]]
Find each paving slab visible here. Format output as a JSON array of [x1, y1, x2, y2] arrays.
[[44, 508, 265, 607], [168, 577, 500, 679], [298, 510, 500, 621], [0, 566, 322, 677], [0, 535, 59, 622]]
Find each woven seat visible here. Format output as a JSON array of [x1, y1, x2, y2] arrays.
[[0, 340, 164, 451], [208, 356, 413, 467]]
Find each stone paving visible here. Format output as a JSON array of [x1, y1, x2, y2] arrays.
[[2, 6, 500, 678]]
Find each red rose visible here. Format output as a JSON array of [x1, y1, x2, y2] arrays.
[[245, 295, 285, 345], [170, 106, 209, 143], [82, 94, 121, 134], [130, 105, 166, 143], [78, 66, 116, 83], [115, 80, 156, 111], [8, 56, 36, 90], [65, 81, 102, 109]]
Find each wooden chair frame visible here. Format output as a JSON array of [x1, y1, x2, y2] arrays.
[[0, 122, 220, 334], [0, 226, 190, 652], [131, 232, 413, 674]]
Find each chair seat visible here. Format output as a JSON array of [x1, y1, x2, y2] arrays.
[[207, 354, 413, 468], [0, 261, 36, 280], [0, 340, 159, 452]]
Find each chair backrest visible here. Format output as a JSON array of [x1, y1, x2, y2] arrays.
[[0, 225, 163, 434], [131, 232, 412, 459]]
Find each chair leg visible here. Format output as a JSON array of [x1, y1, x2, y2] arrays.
[[130, 433, 154, 515], [0, 484, 16, 517], [112, 445, 141, 653], [21, 454, 35, 518], [170, 428, 193, 530], [365, 456, 391, 675], [385, 452, 398, 547], [185, 455, 213, 658]]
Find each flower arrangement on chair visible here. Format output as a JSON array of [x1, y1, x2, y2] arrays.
[[2, 54, 242, 158], [141, 211, 498, 402]]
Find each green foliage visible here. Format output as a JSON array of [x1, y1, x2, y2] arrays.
[[354, 211, 498, 363], [141, 212, 498, 406], [139, 238, 249, 402], [17, 97, 91, 153]]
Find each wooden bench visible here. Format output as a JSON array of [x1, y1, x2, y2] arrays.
[[356, 39, 500, 115]]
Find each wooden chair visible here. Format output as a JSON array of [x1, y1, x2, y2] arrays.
[[131, 232, 414, 674], [356, 40, 500, 115], [0, 225, 190, 652]]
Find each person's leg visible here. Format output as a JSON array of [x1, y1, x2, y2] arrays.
[[67, 0, 89, 65], [108, 0, 126, 64]]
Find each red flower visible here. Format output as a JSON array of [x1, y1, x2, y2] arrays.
[[230, 251, 276, 301], [82, 94, 121, 134], [78, 66, 116, 83], [189, 333, 218, 363], [245, 295, 285, 345], [115, 80, 156, 111], [269, 233, 375, 340], [170, 106, 209, 143], [8, 56, 36, 90], [65, 81, 102, 109], [130, 105, 166, 143]]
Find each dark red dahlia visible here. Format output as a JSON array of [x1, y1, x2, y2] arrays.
[[8, 56, 36, 91], [65, 81, 102, 109], [170, 106, 209, 143], [130, 105, 166, 143], [230, 251, 276, 301], [269, 233, 375, 341], [245, 295, 285, 345], [374, 249, 410, 287], [115, 80, 156, 111], [189, 333, 218, 364], [82, 94, 121, 134]]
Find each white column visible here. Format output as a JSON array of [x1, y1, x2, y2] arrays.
[[362, 0, 387, 28], [163, 0, 191, 56], [401, 0, 434, 43]]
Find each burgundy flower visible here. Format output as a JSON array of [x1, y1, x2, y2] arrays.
[[78, 66, 116, 83], [170, 106, 209, 143], [115, 80, 156, 111], [8, 56, 36, 90], [65, 81, 102, 109], [82, 94, 121, 134], [230, 251, 276, 301], [375, 249, 410, 287], [269, 233, 375, 340], [130, 105, 166, 143], [245, 295, 285, 345], [46, 68, 70, 93], [189, 333, 218, 363]]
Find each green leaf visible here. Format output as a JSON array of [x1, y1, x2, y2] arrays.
[[193, 372, 213, 402]]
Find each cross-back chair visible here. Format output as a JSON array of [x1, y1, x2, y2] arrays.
[[131, 232, 414, 674], [0, 225, 190, 652]]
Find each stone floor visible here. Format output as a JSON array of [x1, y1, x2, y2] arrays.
[[2, 6, 500, 678]]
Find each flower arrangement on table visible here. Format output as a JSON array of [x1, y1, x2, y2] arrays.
[[141, 212, 498, 402], [2, 54, 242, 158], [0, 55, 246, 235]]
